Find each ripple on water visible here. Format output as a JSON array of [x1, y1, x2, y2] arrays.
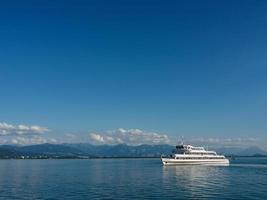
[[0, 158, 266, 199]]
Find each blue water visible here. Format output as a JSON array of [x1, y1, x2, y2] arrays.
[[0, 158, 266, 199]]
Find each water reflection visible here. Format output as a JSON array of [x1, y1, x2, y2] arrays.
[[162, 165, 230, 199], [0, 159, 265, 199]]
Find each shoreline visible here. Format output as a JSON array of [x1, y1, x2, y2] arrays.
[[0, 155, 266, 160]]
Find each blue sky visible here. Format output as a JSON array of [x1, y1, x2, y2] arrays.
[[0, 0, 267, 146]]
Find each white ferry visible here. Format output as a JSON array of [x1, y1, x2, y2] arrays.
[[161, 144, 229, 166]]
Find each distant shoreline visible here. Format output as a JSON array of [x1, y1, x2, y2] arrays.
[[1, 143, 266, 159], [0, 155, 266, 160]]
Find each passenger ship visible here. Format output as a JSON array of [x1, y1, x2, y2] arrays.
[[161, 144, 229, 166]]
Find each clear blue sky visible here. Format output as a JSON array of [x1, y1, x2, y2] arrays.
[[0, 0, 267, 144]]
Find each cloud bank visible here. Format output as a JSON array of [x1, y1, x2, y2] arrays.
[[184, 137, 260, 148], [0, 122, 264, 148], [88, 128, 265, 149], [89, 128, 171, 145], [11, 136, 57, 145], [0, 122, 50, 136], [0, 122, 53, 145]]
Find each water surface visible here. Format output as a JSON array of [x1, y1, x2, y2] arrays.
[[0, 157, 266, 199]]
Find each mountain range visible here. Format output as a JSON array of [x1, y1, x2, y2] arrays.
[[0, 143, 266, 159]]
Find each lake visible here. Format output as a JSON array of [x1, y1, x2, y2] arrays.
[[0, 157, 266, 199]]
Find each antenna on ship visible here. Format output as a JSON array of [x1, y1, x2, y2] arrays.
[[180, 136, 184, 145]]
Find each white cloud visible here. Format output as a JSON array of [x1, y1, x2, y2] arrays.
[[182, 137, 261, 148], [0, 122, 264, 149], [10, 136, 57, 145], [0, 122, 50, 136], [88, 129, 266, 148], [89, 128, 171, 145], [0, 122, 53, 145]]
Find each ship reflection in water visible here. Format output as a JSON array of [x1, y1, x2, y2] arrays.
[[162, 165, 230, 199]]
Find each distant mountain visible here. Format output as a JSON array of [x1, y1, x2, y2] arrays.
[[66, 143, 174, 157], [0, 144, 86, 158], [0, 143, 174, 158], [19, 143, 85, 156], [237, 146, 267, 156], [0, 146, 22, 158], [0, 143, 266, 158], [69, 144, 267, 157], [215, 146, 267, 156], [215, 147, 245, 156]]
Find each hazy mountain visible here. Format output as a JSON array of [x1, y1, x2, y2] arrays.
[[0, 146, 22, 158], [68, 144, 267, 157], [215, 146, 267, 156], [0, 144, 86, 158], [237, 146, 267, 156], [0, 143, 266, 158], [66, 143, 174, 157], [19, 143, 86, 156]]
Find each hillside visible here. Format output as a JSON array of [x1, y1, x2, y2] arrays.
[[0, 143, 266, 159]]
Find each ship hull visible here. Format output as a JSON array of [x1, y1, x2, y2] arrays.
[[161, 158, 229, 166]]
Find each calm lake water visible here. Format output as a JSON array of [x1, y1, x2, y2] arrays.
[[0, 158, 266, 199]]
